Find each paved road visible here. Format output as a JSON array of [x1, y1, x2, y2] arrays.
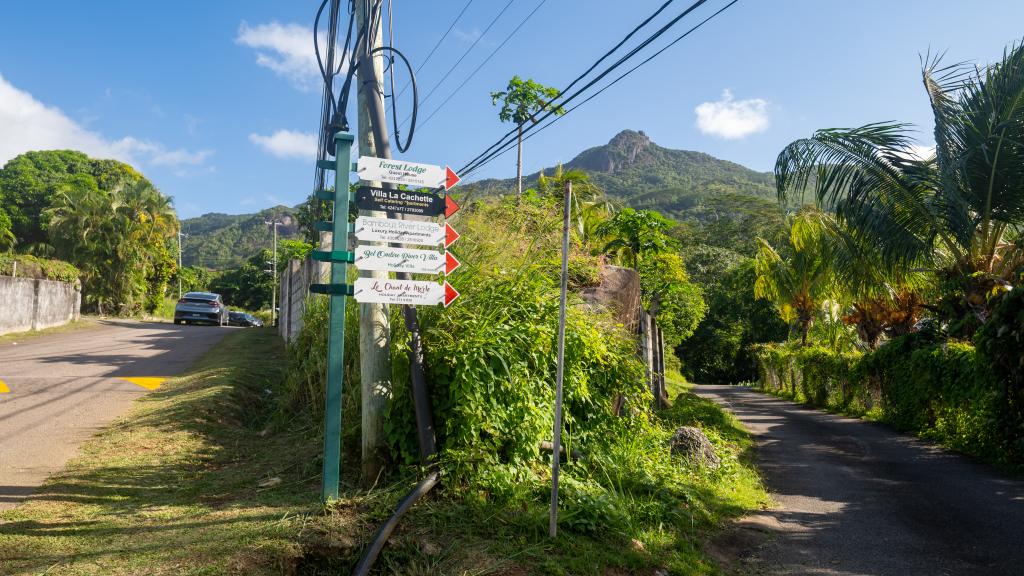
[[694, 385, 1024, 576], [0, 320, 232, 510]]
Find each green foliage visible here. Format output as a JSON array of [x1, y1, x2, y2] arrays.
[[974, 288, 1024, 462], [44, 174, 178, 315], [0, 253, 80, 284], [678, 259, 787, 383], [465, 130, 776, 218], [171, 265, 214, 294], [276, 238, 314, 271], [180, 206, 300, 270], [0, 150, 145, 250], [754, 209, 837, 345], [753, 334, 1022, 471], [597, 208, 677, 269], [0, 210, 14, 252], [775, 43, 1024, 328], [637, 252, 706, 347], [490, 75, 563, 126], [209, 250, 275, 310]]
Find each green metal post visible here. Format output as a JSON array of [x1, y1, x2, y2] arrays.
[[322, 131, 354, 501]]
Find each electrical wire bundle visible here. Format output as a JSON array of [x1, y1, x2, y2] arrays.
[[455, 0, 741, 183], [312, 0, 419, 194]]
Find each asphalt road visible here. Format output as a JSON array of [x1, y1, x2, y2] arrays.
[[694, 385, 1024, 576], [0, 320, 232, 510]]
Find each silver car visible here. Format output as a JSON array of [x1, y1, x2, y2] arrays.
[[173, 292, 229, 326]]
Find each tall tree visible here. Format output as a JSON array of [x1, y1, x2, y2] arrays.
[[490, 76, 563, 198], [775, 42, 1024, 332]]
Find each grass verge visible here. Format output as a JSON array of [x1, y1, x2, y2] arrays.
[[0, 330, 767, 575]]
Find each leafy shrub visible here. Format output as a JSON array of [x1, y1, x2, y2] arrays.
[[974, 288, 1024, 463], [0, 253, 80, 285], [753, 333, 1021, 470]]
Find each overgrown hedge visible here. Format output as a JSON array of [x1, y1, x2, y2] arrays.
[[752, 318, 1022, 470], [0, 253, 80, 285]]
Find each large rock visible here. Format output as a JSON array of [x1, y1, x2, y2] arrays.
[[580, 264, 641, 332], [669, 426, 721, 469]]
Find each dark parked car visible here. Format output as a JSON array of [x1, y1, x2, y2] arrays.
[[173, 292, 229, 326], [228, 311, 263, 327]]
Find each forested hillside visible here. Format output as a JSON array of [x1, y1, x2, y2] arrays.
[[466, 129, 776, 219], [180, 206, 301, 269]]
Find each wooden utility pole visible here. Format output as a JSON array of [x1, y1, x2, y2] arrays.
[[355, 0, 392, 483]]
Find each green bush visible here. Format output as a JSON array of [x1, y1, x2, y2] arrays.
[[0, 253, 80, 285], [753, 333, 1020, 470]]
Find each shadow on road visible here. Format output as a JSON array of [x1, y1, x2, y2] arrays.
[[697, 385, 1024, 576]]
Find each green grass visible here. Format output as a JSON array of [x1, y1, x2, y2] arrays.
[[0, 330, 768, 575]]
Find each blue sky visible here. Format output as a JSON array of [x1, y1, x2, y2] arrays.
[[1, 0, 1022, 219]]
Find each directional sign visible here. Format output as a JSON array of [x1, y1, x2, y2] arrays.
[[356, 186, 445, 217], [358, 157, 460, 190], [354, 245, 444, 274], [354, 278, 459, 307], [445, 195, 460, 218], [354, 216, 444, 246], [445, 251, 461, 275], [444, 223, 460, 248]]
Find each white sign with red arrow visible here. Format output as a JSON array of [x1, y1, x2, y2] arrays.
[[354, 216, 445, 246], [357, 156, 461, 190], [354, 246, 444, 274], [353, 278, 459, 307]]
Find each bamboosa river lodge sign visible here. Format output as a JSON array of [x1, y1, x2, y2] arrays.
[[354, 216, 445, 245]]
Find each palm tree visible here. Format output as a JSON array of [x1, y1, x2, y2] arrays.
[[536, 164, 614, 240], [754, 210, 836, 346], [775, 42, 1024, 330]]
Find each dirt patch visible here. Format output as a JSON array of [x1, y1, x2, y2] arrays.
[[704, 514, 787, 575]]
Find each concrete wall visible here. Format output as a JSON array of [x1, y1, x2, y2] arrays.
[[278, 256, 327, 343], [0, 276, 81, 336]]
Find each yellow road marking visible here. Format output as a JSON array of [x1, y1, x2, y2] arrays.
[[0, 379, 8, 393], [120, 377, 166, 390]]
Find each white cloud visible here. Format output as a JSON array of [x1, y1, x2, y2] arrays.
[[694, 89, 769, 139], [0, 73, 212, 169], [452, 27, 481, 44], [249, 129, 317, 159], [236, 21, 321, 90], [906, 144, 936, 160]]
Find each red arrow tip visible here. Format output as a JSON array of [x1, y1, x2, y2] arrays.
[[445, 194, 460, 218], [445, 251, 461, 275], [444, 222, 461, 248], [444, 281, 460, 307], [445, 166, 461, 190]]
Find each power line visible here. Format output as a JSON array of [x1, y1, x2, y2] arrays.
[[395, 0, 476, 99], [416, 0, 547, 131], [459, 0, 740, 181], [457, 0, 685, 174], [415, 0, 517, 110], [458, 0, 724, 179]]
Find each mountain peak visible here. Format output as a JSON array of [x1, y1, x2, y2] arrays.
[[570, 129, 656, 174]]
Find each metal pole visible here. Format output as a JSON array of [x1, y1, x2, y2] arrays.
[[549, 181, 571, 539], [322, 131, 355, 501], [272, 222, 278, 326], [177, 232, 183, 298]]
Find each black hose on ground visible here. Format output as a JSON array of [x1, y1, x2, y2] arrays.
[[351, 470, 441, 576]]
